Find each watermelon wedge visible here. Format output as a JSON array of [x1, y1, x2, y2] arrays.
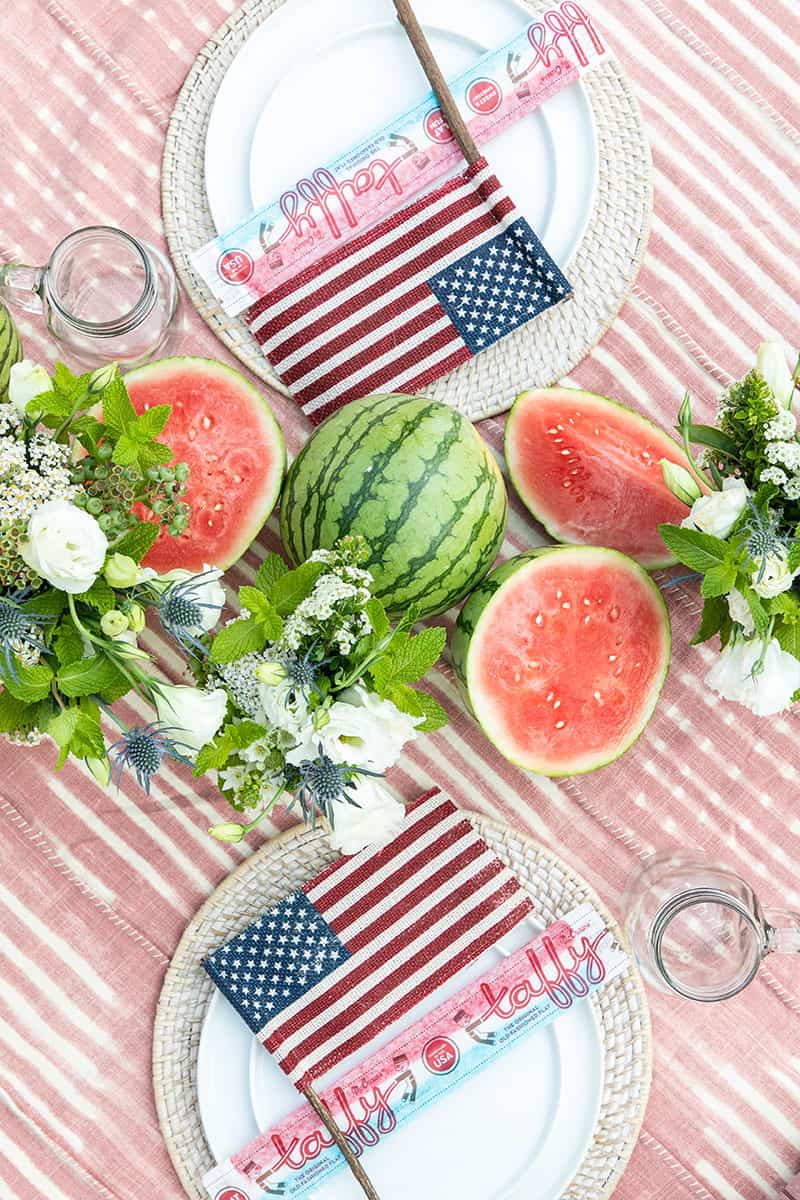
[[124, 357, 285, 573], [452, 546, 671, 776], [505, 387, 693, 568]]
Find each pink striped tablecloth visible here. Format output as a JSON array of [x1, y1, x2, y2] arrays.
[[1, 2, 799, 1198]]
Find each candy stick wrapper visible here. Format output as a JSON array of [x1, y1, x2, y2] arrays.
[[192, 2, 609, 317], [203, 902, 628, 1200]]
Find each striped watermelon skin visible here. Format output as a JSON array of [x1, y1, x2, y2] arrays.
[[280, 394, 507, 618], [0, 304, 22, 401]]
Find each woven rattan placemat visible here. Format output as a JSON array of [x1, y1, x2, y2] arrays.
[[153, 814, 652, 1200], [162, 0, 652, 421]]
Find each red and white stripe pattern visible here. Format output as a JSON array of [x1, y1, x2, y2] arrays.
[[208, 790, 533, 1086], [244, 157, 564, 426]]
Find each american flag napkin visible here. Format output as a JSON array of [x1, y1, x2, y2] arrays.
[[204, 789, 534, 1088], [244, 157, 571, 426]]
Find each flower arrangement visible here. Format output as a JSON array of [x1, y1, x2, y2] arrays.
[[660, 340, 800, 715], [0, 357, 228, 778], [190, 536, 448, 854]]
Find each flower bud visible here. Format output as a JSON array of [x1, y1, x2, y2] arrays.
[[85, 756, 111, 786], [104, 553, 140, 589], [100, 609, 129, 638], [8, 360, 51, 417], [660, 458, 702, 506], [208, 821, 247, 843], [255, 661, 287, 686], [127, 603, 146, 633], [88, 362, 119, 394]]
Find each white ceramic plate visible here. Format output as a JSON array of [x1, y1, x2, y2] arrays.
[[204, 0, 598, 274], [197, 915, 604, 1199]]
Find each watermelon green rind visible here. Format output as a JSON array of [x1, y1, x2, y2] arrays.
[[0, 305, 23, 402], [124, 356, 286, 572], [453, 545, 671, 777], [504, 387, 690, 569], [280, 394, 507, 618]]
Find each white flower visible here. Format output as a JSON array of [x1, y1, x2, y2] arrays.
[[20, 500, 108, 593], [160, 564, 226, 633], [760, 467, 789, 487], [705, 637, 800, 716], [8, 360, 51, 416], [154, 683, 228, 752], [757, 341, 795, 410], [727, 588, 755, 636], [328, 777, 406, 855], [751, 549, 797, 598], [286, 687, 422, 771], [681, 477, 749, 539], [257, 674, 310, 735], [785, 477, 800, 501], [219, 763, 248, 792], [764, 409, 797, 440], [765, 440, 800, 470], [111, 628, 150, 660], [239, 735, 274, 765]]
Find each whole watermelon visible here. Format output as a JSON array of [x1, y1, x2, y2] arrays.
[[280, 394, 507, 617], [0, 303, 22, 402]]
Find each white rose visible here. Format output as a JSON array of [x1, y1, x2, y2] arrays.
[[751, 550, 797, 599], [286, 687, 422, 771], [328, 777, 406, 856], [681, 477, 749, 539], [8, 359, 51, 416], [727, 588, 755, 635], [155, 683, 228, 752], [705, 638, 800, 716], [21, 500, 108, 594], [757, 340, 795, 410], [159, 564, 226, 633]]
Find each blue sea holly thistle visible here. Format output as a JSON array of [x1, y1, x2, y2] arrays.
[[0, 592, 53, 680], [108, 723, 194, 794], [290, 744, 382, 827], [156, 568, 225, 656]]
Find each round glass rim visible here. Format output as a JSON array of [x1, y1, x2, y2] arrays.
[[649, 887, 763, 1002], [46, 225, 156, 336]]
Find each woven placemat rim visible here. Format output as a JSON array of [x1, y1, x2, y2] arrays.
[[152, 810, 652, 1200]]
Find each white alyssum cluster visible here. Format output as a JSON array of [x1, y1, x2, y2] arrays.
[[760, 399, 800, 497], [0, 411, 77, 530], [280, 568, 372, 655]]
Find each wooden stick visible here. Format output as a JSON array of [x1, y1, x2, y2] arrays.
[[392, 0, 481, 166], [302, 1084, 381, 1200]]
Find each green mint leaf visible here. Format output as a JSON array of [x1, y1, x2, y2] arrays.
[[57, 654, 127, 698], [228, 720, 266, 749], [210, 617, 267, 664], [700, 561, 737, 598], [136, 439, 173, 468], [776, 618, 800, 661], [255, 552, 289, 595], [659, 525, 733, 573], [239, 587, 283, 640], [0, 691, 36, 734], [53, 619, 85, 667], [0, 660, 54, 703], [270, 561, 326, 616], [111, 434, 139, 467], [743, 587, 770, 636], [26, 389, 73, 421], [365, 597, 390, 638], [53, 361, 81, 396], [76, 577, 116, 615], [48, 704, 105, 768], [21, 589, 66, 618], [389, 626, 447, 685], [386, 684, 448, 731], [101, 377, 138, 436], [112, 520, 160, 563], [767, 591, 800, 616], [787, 543, 800, 574], [690, 596, 728, 645], [133, 404, 171, 439]]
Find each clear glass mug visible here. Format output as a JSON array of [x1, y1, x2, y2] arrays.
[[0, 226, 179, 367], [624, 851, 800, 1001]]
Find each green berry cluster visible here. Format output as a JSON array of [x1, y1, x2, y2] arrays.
[[69, 453, 190, 539]]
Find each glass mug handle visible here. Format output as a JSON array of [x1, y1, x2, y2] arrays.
[[764, 909, 800, 955], [0, 262, 46, 314]]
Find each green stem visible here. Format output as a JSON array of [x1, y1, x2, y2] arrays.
[[679, 420, 716, 492], [53, 387, 90, 442], [242, 784, 287, 833], [66, 594, 156, 704]]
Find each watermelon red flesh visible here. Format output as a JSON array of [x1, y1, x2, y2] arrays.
[[505, 388, 692, 568], [124, 357, 285, 573], [458, 548, 670, 776]]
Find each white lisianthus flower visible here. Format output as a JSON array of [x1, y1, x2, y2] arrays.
[[681, 477, 749, 539], [21, 500, 108, 593], [751, 549, 797, 599], [727, 588, 755, 636], [155, 683, 228, 752], [757, 340, 795, 409], [257, 672, 310, 735], [8, 359, 51, 416], [159, 564, 226, 633], [705, 638, 800, 716], [328, 777, 406, 856], [286, 687, 422, 771]]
